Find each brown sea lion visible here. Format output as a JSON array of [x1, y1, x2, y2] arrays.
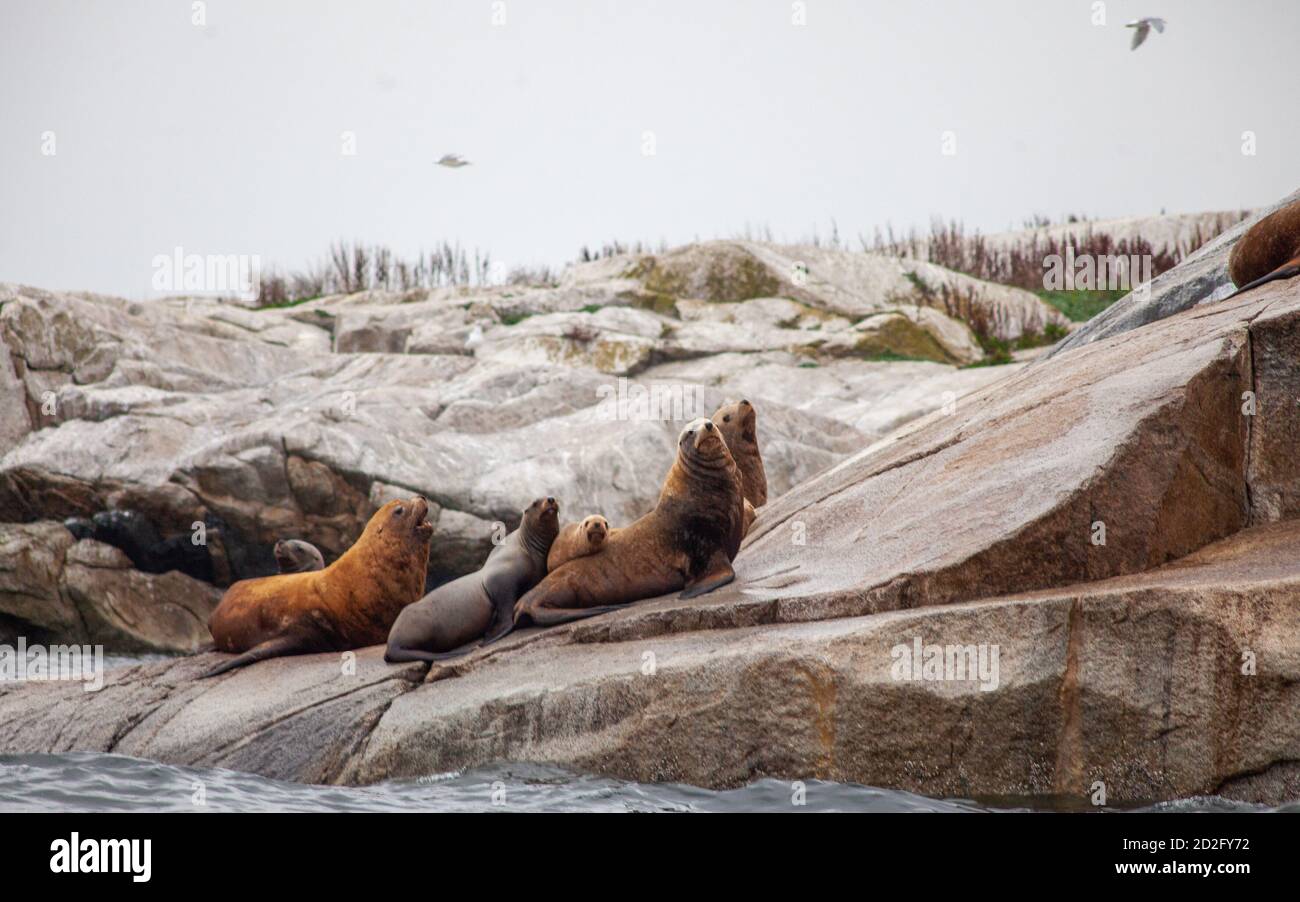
[[1226, 200, 1300, 300], [547, 515, 610, 571], [712, 399, 767, 508], [274, 539, 325, 574], [385, 497, 559, 662], [205, 498, 433, 676], [513, 418, 745, 630]]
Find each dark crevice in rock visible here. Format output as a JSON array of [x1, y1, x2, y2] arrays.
[[1052, 596, 1084, 794], [328, 668, 427, 784]]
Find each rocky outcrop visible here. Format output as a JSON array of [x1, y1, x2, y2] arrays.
[[0, 521, 218, 652], [2, 265, 1298, 804], [0, 268, 1012, 602], [618, 240, 1068, 344]]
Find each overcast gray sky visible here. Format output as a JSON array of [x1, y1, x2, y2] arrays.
[[1, 0, 1295, 297]]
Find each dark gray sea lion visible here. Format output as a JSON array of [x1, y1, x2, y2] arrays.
[[384, 497, 560, 663], [62, 509, 216, 582], [63, 517, 95, 541], [90, 509, 163, 569], [274, 539, 325, 573], [513, 418, 745, 629]]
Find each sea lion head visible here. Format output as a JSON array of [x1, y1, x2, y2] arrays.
[[678, 417, 731, 464], [521, 496, 561, 555], [580, 514, 609, 547], [274, 538, 325, 574], [712, 399, 757, 444], [368, 496, 435, 550]]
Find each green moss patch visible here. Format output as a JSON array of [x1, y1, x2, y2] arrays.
[[851, 315, 961, 365]]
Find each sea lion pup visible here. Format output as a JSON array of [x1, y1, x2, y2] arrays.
[[1225, 200, 1300, 300], [274, 539, 325, 574], [712, 399, 767, 508], [547, 515, 610, 571], [204, 497, 433, 677], [513, 418, 745, 631], [385, 497, 560, 663]]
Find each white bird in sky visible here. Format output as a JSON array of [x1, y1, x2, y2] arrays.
[[1126, 17, 1167, 51], [436, 153, 471, 168]]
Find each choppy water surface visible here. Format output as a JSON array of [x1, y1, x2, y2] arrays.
[[1, 753, 1293, 813]]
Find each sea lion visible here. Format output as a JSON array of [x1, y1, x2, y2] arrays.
[[63, 517, 95, 541], [385, 497, 559, 662], [274, 539, 325, 574], [513, 418, 745, 629], [547, 515, 610, 571], [712, 399, 767, 508], [1226, 200, 1300, 300], [89, 509, 163, 570], [205, 497, 432, 677], [64, 509, 216, 582]]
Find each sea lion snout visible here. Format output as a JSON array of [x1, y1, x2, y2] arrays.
[[681, 417, 725, 455], [714, 399, 757, 440], [582, 515, 609, 542], [397, 496, 433, 537], [678, 417, 712, 447], [527, 496, 561, 529]]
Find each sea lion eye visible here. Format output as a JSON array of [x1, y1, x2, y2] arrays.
[[395, 505, 405, 517], [704, 422, 714, 431], [723, 415, 732, 422]]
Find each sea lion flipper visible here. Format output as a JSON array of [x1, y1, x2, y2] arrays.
[[521, 605, 624, 626], [201, 634, 308, 678], [386, 640, 479, 663], [680, 554, 736, 600], [1224, 259, 1300, 302], [481, 617, 515, 645]]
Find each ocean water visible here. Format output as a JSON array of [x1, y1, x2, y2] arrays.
[[1, 753, 1293, 813]]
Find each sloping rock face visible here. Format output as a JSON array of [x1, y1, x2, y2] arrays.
[[1, 520, 1295, 804], [1050, 188, 1300, 356], [2, 273, 1298, 804]]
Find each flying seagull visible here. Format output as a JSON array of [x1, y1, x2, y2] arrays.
[[436, 153, 471, 168], [1126, 17, 1166, 50]]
